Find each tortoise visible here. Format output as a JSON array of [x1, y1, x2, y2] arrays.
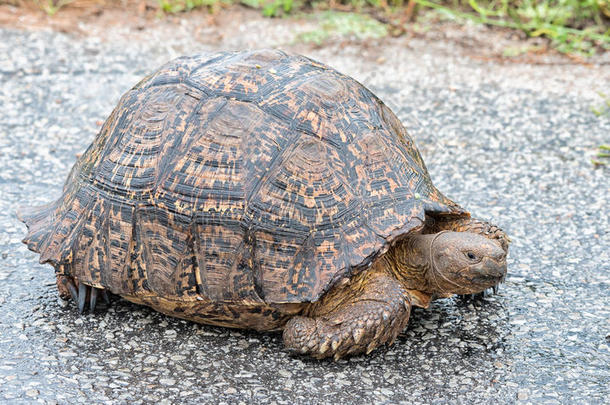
[[18, 49, 509, 359]]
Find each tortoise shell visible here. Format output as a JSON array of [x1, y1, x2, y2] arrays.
[[19, 49, 467, 306]]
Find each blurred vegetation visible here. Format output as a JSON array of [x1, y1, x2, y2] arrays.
[[591, 144, 610, 166], [591, 91, 610, 116], [157, 0, 230, 13], [13, 0, 610, 55], [241, 0, 297, 16], [409, 0, 610, 55], [296, 11, 388, 44], [30, 0, 73, 15]]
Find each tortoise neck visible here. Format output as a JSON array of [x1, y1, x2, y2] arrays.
[[383, 234, 437, 293]]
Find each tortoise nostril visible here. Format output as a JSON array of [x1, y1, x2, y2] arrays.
[[491, 245, 507, 261], [492, 252, 505, 262]]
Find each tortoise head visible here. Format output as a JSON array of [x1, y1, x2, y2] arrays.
[[391, 231, 507, 296], [423, 231, 507, 295]]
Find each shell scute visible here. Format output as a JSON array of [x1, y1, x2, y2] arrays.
[[136, 204, 199, 299], [187, 49, 289, 101]]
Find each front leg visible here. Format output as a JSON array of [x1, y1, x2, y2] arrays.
[[429, 216, 510, 252], [282, 271, 411, 360]]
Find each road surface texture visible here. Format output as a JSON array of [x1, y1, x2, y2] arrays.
[[0, 7, 609, 404]]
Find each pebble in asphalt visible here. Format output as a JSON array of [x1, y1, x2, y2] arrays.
[[0, 13, 608, 404]]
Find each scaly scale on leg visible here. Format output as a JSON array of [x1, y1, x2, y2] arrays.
[[283, 270, 412, 360]]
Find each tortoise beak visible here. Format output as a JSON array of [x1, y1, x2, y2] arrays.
[[470, 255, 507, 287]]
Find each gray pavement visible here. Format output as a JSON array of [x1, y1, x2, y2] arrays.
[[0, 11, 609, 404]]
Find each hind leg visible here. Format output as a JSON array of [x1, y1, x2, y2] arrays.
[[56, 275, 110, 313]]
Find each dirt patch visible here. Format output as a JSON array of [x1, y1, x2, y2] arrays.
[[1, 0, 171, 33]]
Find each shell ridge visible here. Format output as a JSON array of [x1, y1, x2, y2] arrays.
[[243, 129, 303, 215], [133, 204, 153, 293], [126, 205, 150, 293], [247, 229, 266, 302], [181, 79, 213, 99], [187, 221, 208, 299], [191, 222, 210, 298], [284, 230, 316, 301], [117, 201, 139, 294], [186, 51, 235, 79]]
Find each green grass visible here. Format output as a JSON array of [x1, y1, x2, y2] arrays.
[[591, 91, 610, 116], [241, 0, 298, 16], [158, 0, 230, 13], [591, 144, 610, 166], [33, 0, 74, 15], [246, 0, 609, 55], [297, 11, 389, 44], [410, 0, 609, 56]]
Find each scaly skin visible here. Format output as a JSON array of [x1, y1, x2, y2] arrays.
[[283, 221, 509, 359], [427, 216, 511, 253], [283, 266, 411, 360]]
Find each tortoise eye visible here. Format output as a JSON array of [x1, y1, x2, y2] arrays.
[[466, 252, 477, 261]]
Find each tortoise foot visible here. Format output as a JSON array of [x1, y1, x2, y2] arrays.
[[283, 274, 412, 360], [56, 275, 110, 313]]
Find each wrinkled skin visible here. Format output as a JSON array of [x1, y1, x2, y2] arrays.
[[283, 217, 509, 360]]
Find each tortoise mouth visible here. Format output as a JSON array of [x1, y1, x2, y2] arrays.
[[471, 273, 504, 285], [468, 257, 507, 288]]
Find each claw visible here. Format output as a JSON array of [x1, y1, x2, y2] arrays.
[[78, 283, 87, 313], [66, 279, 79, 302], [373, 324, 385, 342], [353, 328, 365, 344], [366, 341, 377, 355], [90, 288, 98, 311], [101, 289, 111, 305], [319, 339, 330, 355]]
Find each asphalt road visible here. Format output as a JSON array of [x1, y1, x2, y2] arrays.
[[0, 11, 609, 404]]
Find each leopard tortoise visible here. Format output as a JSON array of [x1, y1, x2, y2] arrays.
[[18, 49, 509, 359]]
